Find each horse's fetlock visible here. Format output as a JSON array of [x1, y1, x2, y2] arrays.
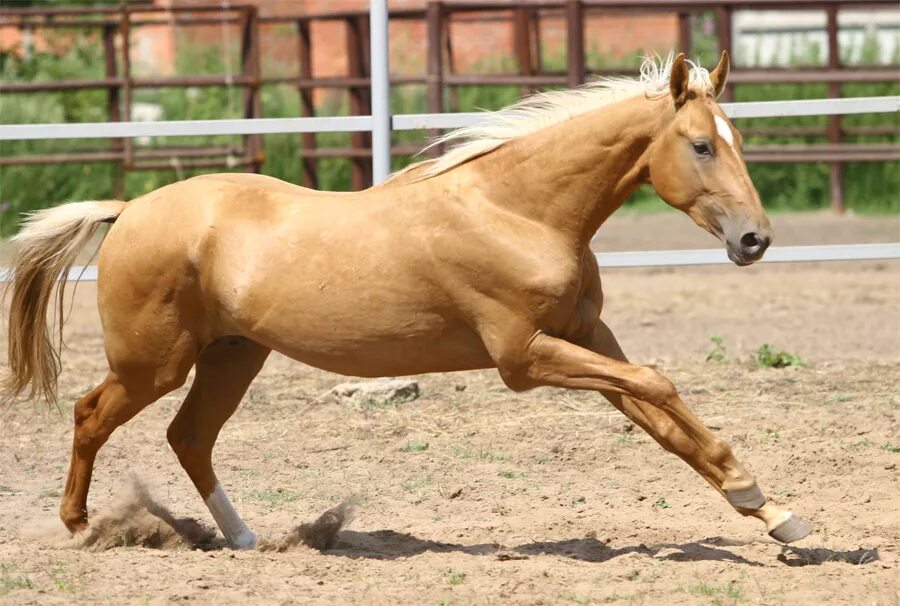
[[708, 437, 733, 465]]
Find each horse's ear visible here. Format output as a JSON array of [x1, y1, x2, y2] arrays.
[[669, 53, 690, 109], [709, 50, 730, 98]]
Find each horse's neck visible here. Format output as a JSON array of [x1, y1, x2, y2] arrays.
[[465, 96, 666, 248]]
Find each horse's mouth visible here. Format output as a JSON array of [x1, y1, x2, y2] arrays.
[[727, 245, 760, 267]]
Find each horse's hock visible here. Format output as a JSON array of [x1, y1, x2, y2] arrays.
[[329, 379, 421, 406]]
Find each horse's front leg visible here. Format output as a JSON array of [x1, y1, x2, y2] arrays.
[[492, 322, 811, 543]]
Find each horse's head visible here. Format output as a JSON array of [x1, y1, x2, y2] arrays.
[[647, 52, 771, 266]]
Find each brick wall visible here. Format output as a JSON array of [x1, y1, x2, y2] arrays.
[[165, 0, 677, 81]]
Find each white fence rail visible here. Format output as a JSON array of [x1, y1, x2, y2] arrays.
[[0, 96, 897, 141], [3, 244, 899, 283]]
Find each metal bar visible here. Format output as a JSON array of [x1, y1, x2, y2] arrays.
[[1, 97, 896, 142], [370, 0, 391, 184], [720, 96, 900, 119], [826, 4, 844, 213], [6, 142, 895, 166], [425, 1, 445, 157], [513, 7, 533, 97], [2, 0, 898, 18], [0, 116, 375, 141], [0, 145, 244, 166], [7, 244, 898, 284], [393, 112, 488, 130], [565, 0, 584, 88], [102, 23, 124, 199], [348, 15, 373, 189], [678, 12, 692, 54], [0, 79, 123, 92], [240, 6, 263, 174], [444, 11, 460, 112], [298, 144, 423, 158], [4, 67, 896, 95], [725, 68, 898, 84], [444, 74, 568, 86], [296, 19, 318, 189], [595, 244, 900, 268], [0, 5, 255, 17], [716, 6, 734, 102], [121, 6, 136, 171]]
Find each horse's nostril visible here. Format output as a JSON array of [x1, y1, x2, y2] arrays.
[[740, 232, 762, 252]]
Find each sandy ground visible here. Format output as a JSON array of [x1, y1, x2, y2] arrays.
[[0, 211, 898, 604]]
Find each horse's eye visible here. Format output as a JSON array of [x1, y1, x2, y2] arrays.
[[692, 141, 712, 157]]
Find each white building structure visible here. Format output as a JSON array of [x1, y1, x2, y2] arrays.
[[734, 9, 900, 65]]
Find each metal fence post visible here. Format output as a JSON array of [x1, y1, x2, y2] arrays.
[[102, 23, 124, 199], [369, 0, 391, 184], [296, 18, 318, 189], [565, 0, 584, 88], [826, 5, 845, 213], [426, 1, 444, 157], [716, 6, 734, 102]]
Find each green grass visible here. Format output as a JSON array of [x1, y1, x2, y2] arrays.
[[706, 334, 728, 363], [452, 442, 510, 462], [756, 344, 805, 369], [0, 564, 33, 596], [497, 470, 524, 479], [443, 568, 467, 586], [679, 579, 745, 605], [760, 428, 781, 444], [243, 489, 298, 504], [400, 473, 433, 492], [399, 440, 429, 453]]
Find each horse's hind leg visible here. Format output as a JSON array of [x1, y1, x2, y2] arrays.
[[60, 364, 193, 532], [166, 337, 270, 549]]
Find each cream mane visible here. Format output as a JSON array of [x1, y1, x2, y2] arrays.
[[389, 55, 714, 182]]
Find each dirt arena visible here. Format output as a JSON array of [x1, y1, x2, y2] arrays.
[[1, 211, 898, 605]]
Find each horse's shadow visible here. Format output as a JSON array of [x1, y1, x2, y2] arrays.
[[86, 498, 879, 567], [325, 530, 878, 568]]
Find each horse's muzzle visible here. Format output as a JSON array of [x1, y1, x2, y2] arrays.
[[727, 231, 771, 266]]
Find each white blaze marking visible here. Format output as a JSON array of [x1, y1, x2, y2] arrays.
[[715, 115, 734, 148], [205, 483, 257, 549]]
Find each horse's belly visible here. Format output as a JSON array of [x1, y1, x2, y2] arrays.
[[256, 318, 493, 377], [227, 287, 493, 376]]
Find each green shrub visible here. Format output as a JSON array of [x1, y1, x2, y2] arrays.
[[756, 344, 805, 368]]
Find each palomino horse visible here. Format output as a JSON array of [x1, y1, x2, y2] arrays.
[[3, 53, 811, 549]]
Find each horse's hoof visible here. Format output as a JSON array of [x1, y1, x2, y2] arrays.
[[768, 513, 812, 543]]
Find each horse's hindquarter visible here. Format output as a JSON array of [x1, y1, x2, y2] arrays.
[[206, 186, 494, 376]]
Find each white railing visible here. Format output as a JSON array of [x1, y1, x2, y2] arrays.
[[0, 0, 898, 281], [2, 243, 899, 283], [1, 96, 897, 142]]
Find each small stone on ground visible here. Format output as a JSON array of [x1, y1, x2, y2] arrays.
[[329, 379, 420, 404]]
